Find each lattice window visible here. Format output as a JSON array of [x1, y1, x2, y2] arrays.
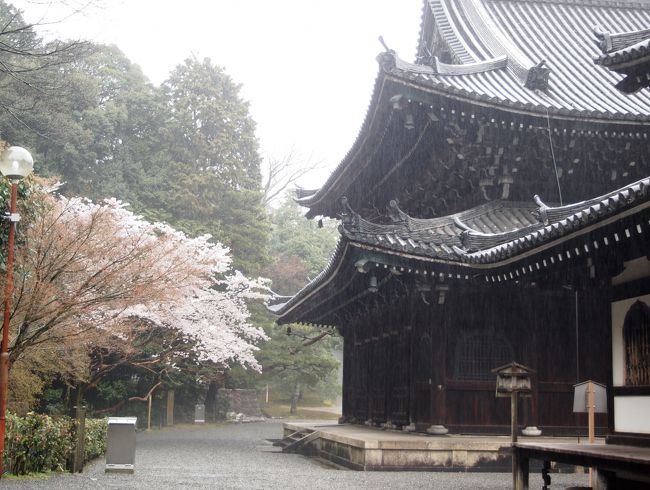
[[454, 332, 514, 381], [624, 301, 650, 386]]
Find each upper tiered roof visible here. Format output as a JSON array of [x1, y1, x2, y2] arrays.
[[297, 0, 650, 219]]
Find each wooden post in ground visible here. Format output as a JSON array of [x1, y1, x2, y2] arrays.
[[587, 381, 595, 487], [515, 452, 529, 490], [71, 405, 86, 473], [147, 394, 152, 431], [166, 390, 174, 426], [511, 392, 519, 489]]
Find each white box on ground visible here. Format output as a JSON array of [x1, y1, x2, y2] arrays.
[[105, 416, 137, 474]]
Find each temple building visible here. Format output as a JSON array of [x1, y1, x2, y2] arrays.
[[271, 0, 650, 459]]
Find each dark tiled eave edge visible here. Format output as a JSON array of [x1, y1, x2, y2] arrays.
[[595, 39, 650, 68], [268, 239, 351, 318], [458, 176, 650, 264], [387, 54, 650, 123], [294, 65, 391, 212], [340, 200, 540, 259]]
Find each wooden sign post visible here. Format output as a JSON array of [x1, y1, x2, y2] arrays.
[[573, 380, 607, 488], [492, 362, 536, 490]]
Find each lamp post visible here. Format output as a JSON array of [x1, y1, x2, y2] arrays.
[[0, 146, 33, 477]]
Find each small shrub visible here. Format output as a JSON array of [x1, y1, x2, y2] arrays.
[[83, 417, 108, 462], [4, 412, 72, 474], [3, 412, 108, 475]]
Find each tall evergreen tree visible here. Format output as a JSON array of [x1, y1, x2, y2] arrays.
[[159, 57, 269, 273]]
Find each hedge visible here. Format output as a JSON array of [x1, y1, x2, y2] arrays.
[[3, 412, 108, 475]]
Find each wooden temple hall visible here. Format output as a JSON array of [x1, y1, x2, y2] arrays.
[[271, 0, 650, 483]]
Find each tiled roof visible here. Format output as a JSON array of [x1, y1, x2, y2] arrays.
[[340, 176, 650, 264], [594, 27, 650, 93], [459, 176, 650, 263], [596, 38, 650, 67], [409, 0, 650, 118], [340, 199, 540, 260], [594, 26, 650, 60]]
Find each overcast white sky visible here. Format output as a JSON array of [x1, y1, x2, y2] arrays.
[[12, 0, 423, 189]]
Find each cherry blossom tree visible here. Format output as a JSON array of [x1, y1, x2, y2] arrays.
[[5, 190, 269, 382]]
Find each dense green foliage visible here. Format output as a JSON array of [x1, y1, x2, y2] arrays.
[[0, 7, 268, 274], [3, 413, 107, 475], [264, 196, 339, 295]]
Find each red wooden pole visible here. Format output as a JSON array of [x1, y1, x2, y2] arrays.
[[0, 182, 18, 477]]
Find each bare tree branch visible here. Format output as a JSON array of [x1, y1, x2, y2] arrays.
[[261, 148, 324, 208]]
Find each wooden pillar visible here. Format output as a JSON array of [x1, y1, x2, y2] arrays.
[[592, 468, 612, 490], [166, 390, 174, 426], [514, 450, 529, 490], [71, 405, 86, 473], [428, 301, 448, 434], [341, 334, 350, 420], [511, 392, 519, 489]]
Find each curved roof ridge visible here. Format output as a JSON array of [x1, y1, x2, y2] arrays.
[[436, 55, 509, 74], [394, 53, 509, 76], [342, 199, 537, 240], [595, 26, 650, 53], [449, 0, 550, 88], [267, 237, 350, 318], [534, 177, 649, 222]]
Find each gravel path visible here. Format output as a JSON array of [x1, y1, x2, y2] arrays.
[[3, 421, 590, 489]]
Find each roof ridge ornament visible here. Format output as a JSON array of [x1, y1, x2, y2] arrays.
[[593, 26, 613, 53], [387, 199, 410, 226], [594, 25, 650, 54], [377, 36, 397, 73], [524, 60, 550, 91], [339, 196, 360, 232], [533, 195, 550, 224]]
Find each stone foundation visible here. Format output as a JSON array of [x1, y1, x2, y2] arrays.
[[283, 422, 513, 471], [281, 422, 593, 472]]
